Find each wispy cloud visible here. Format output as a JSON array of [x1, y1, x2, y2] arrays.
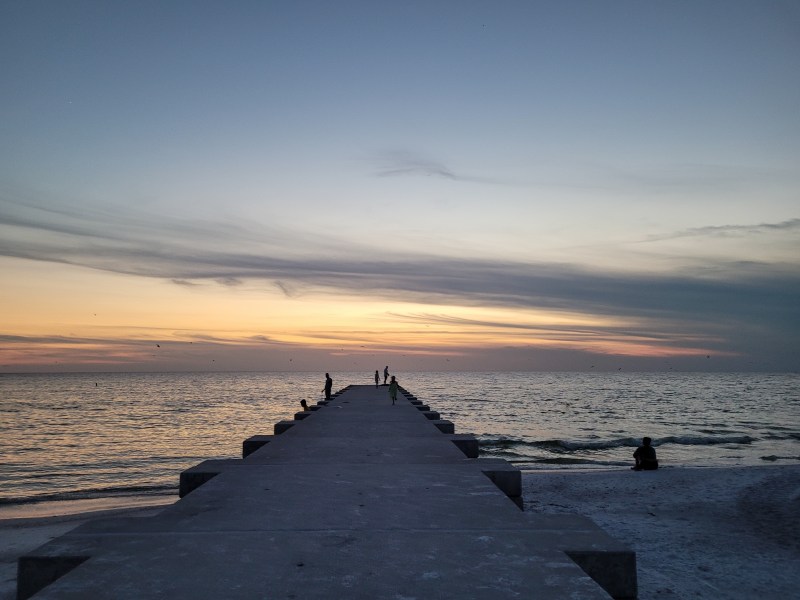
[[2, 197, 798, 358], [171, 279, 201, 287], [642, 218, 800, 242], [374, 150, 458, 179], [386, 311, 728, 354], [371, 149, 502, 184]]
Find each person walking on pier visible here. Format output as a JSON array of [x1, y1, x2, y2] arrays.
[[374, 370, 380, 388], [383, 365, 390, 385], [323, 373, 333, 400], [389, 375, 398, 405]]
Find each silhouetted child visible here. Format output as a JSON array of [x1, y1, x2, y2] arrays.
[[300, 399, 311, 411], [388, 375, 398, 405], [374, 370, 379, 388], [632, 437, 658, 470]]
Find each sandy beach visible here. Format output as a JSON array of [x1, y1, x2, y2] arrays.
[[1, 465, 798, 599], [523, 464, 800, 599]]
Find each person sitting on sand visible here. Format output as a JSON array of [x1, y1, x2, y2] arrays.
[[388, 375, 398, 405], [632, 437, 658, 470], [300, 399, 311, 411]]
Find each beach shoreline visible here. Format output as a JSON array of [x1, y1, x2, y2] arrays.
[[0, 494, 178, 523], [1, 466, 798, 599]]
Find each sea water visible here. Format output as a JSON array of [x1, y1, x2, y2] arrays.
[[1, 371, 798, 507]]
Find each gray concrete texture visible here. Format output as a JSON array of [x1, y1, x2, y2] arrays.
[[18, 385, 636, 599]]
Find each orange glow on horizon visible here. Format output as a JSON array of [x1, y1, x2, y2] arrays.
[[1, 257, 731, 370]]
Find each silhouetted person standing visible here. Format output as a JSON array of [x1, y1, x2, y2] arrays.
[[323, 373, 333, 400], [632, 437, 658, 471], [388, 375, 398, 405], [383, 365, 389, 385], [374, 370, 379, 388]]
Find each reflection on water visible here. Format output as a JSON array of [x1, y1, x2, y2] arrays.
[[1, 371, 798, 504], [1, 372, 314, 503]]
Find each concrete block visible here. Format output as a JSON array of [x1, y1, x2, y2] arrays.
[[414, 404, 430, 411], [432, 420, 455, 434], [16, 555, 89, 600], [274, 420, 295, 434], [179, 459, 241, 497], [294, 411, 313, 420], [421, 410, 440, 420], [566, 550, 638, 600], [242, 435, 272, 458], [477, 458, 522, 504], [447, 434, 479, 458]]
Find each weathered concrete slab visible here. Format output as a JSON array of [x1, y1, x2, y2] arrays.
[[273, 420, 295, 434], [446, 433, 480, 458], [178, 458, 240, 497], [244, 433, 469, 464], [241, 434, 271, 458], [432, 419, 455, 433], [18, 384, 636, 600], [147, 465, 526, 532], [20, 531, 614, 600]]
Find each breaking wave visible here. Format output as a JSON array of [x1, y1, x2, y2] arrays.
[[479, 434, 756, 455], [0, 484, 176, 506]]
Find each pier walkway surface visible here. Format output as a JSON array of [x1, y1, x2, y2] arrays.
[[18, 385, 636, 599]]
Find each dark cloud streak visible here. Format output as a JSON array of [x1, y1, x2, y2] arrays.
[[2, 197, 798, 359], [643, 218, 800, 242], [372, 150, 502, 184]]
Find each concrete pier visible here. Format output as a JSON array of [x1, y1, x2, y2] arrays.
[[17, 385, 636, 599]]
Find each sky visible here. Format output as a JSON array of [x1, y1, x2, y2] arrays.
[[1, 1, 798, 373]]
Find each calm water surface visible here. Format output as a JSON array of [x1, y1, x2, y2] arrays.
[[1, 371, 798, 506]]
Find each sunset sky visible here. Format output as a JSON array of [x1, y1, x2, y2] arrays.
[[1, 1, 798, 372]]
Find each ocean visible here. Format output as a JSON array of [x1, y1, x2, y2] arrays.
[[1, 371, 798, 508]]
